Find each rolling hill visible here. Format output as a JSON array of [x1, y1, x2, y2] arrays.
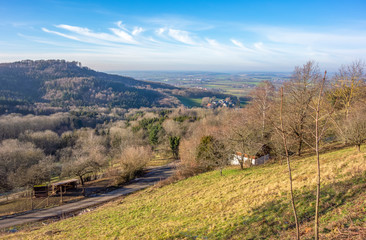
[[0, 60, 234, 113], [5, 146, 365, 239]]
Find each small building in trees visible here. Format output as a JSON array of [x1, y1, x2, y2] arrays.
[[231, 145, 271, 166], [231, 152, 270, 166]]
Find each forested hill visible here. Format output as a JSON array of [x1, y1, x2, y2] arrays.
[[0, 60, 183, 111]]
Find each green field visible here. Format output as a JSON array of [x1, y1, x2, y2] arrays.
[[118, 71, 290, 98], [6, 146, 365, 239], [175, 96, 202, 107]]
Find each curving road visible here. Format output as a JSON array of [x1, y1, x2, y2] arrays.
[[0, 163, 176, 230]]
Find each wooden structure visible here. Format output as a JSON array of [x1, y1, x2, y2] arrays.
[[50, 179, 78, 195], [33, 185, 49, 198]]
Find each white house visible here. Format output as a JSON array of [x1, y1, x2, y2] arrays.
[[231, 152, 270, 166]]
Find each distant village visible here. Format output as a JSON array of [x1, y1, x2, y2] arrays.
[[204, 98, 237, 108]]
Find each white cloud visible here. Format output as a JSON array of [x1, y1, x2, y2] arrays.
[[109, 28, 136, 44], [116, 21, 127, 30], [247, 26, 366, 48], [254, 42, 263, 50], [206, 38, 220, 47], [231, 39, 244, 48], [132, 27, 144, 35], [230, 39, 253, 51], [55, 24, 137, 44], [156, 28, 166, 35], [168, 29, 195, 45], [42, 27, 80, 41], [34, 21, 366, 71]]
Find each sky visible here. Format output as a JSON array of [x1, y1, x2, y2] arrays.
[[1, 0, 366, 72]]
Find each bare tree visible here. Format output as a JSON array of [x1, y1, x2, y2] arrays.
[[306, 71, 336, 240], [277, 87, 300, 239], [284, 61, 321, 156], [332, 60, 365, 119], [113, 146, 152, 184], [0, 139, 46, 191], [248, 81, 275, 139], [61, 130, 107, 186], [228, 110, 264, 170], [342, 104, 366, 152], [19, 130, 61, 155], [8, 156, 57, 188], [312, 72, 326, 240]]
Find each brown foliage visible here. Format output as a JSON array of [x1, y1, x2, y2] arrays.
[[112, 146, 153, 185]]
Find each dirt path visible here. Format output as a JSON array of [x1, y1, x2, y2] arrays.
[[0, 163, 176, 230]]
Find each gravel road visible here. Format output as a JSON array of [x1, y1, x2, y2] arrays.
[[0, 163, 176, 230]]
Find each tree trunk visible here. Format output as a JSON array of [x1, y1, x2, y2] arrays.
[[297, 137, 303, 156], [315, 122, 320, 240], [280, 87, 300, 240], [79, 175, 84, 186], [314, 71, 326, 240], [356, 144, 361, 152], [239, 161, 244, 170]]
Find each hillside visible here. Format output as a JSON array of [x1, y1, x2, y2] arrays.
[[5, 147, 365, 239], [0, 60, 235, 113]]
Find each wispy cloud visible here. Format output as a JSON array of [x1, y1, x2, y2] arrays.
[[55, 24, 137, 44], [206, 38, 220, 47], [246, 26, 366, 48], [108, 28, 136, 44], [42, 27, 80, 41], [116, 21, 127, 30], [30, 20, 366, 71], [230, 39, 253, 52], [230, 39, 244, 48], [167, 29, 195, 45], [132, 27, 144, 35], [156, 28, 166, 35]]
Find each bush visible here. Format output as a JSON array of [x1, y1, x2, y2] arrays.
[[113, 146, 153, 185]]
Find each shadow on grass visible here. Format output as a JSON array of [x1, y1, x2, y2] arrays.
[[227, 172, 366, 240], [171, 172, 365, 240]]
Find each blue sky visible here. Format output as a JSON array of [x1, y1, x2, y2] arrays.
[[1, 0, 366, 71]]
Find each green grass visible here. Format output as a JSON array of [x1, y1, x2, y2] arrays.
[[3, 147, 366, 239], [175, 96, 202, 107]]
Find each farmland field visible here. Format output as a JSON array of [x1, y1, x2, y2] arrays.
[[112, 71, 291, 97]]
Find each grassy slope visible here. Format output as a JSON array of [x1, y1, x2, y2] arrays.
[[175, 96, 202, 107], [4, 147, 366, 239]]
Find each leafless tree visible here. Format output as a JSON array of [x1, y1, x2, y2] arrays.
[[19, 130, 61, 155], [0, 139, 53, 191], [332, 60, 365, 119], [277, 87, 300, 239], [248, 81, 275, 139], [342, 104, 366, 152], [228, 110, 264, 170], [113, 145, 152, 184], [61, 130, 107, 186], [283, 61, 321, 156], [305, 71, 336, 240]]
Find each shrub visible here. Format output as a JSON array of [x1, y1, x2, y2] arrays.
[[113, 146, 153, 185]]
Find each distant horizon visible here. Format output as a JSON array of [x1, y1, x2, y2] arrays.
[[1, 0, 365, 72], [0, 59, 339, 75]]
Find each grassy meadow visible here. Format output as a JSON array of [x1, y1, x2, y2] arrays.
[[3, 146, 365, 239], [174, 96, 202, 108]]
